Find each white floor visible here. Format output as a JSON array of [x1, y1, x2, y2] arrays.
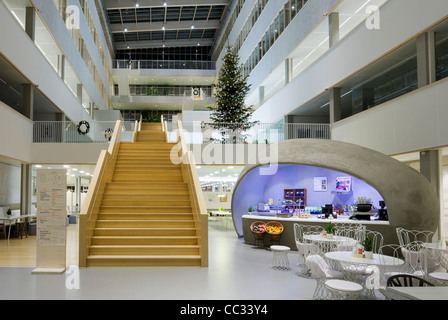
[[0, 224, 317, 300]]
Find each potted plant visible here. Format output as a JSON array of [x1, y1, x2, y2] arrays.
[[324, 222, 337, 238], [248, 206, 254, 215], [362, 236, 374, 259], [6, 208, 11, 216]]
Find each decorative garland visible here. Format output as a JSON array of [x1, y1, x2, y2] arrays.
[[104, 128, 113, 142], [77, 121, 90, 135]]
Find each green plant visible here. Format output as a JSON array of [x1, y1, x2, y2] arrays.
[[362, 236, 374, 252], [6, 209, 11, 216], [248, 206, 254, 213], [325, 222, 337, 235]]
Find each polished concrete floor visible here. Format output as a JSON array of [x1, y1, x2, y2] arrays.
[[0, 222, 317, 300]]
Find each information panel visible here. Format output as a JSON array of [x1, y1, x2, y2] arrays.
[[32, 169, 67, 274]]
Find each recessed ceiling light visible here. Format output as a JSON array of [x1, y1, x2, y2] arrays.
[[71, 174, 75, 177], [63, 165, 70, 168], [35, 165, 42, 168], [80, 171, 85, 173], [135, 3, 139, 7], [124, 28, 128, 32], [191, 25, 195, 29], [228, 166, 234, 169], [72, 168, 78, 171]]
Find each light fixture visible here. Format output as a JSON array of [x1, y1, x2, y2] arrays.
[[63, 165, 70, 168], [162, 25, 165, 30], [191, 25, 195, 29], [35, 165, 42, 168], [163, 1, 167, 6], [135, 3, 139, 8], [72, 168, 78, 171]]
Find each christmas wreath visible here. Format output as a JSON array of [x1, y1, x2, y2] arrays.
[[77, 121, 90, 135]]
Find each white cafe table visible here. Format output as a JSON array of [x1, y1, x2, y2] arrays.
[[385, 286, 448, 300], [0, 214, 37, 239], [303, 234, 356, 253], [325, 251, 405, 299]]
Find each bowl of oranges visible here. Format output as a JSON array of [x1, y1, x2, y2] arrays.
[[265, 221, 284, 240]]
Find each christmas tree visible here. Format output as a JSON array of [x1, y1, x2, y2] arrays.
[[208, 45, 257, 142]]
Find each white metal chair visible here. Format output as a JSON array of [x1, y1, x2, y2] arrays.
[[334, 223, 365, 251], [293, 224, 322, 275], [364, 230, 384, 254], [396, 227, 435, 246], [306, 255, 363, 300], [270, 245, 291, 271], [401, 241, 440, 276]]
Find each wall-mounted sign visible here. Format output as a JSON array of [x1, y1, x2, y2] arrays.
[[336, 176, 351, 192], [314, 177, 328, 192]]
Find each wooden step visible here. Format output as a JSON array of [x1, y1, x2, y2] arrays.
[[89, 245, 200, 255], [140, 123, 162, 129], [96, 220, 195, 228], [120, 142, 175, 148], [102, 194, 190, 201], [98, 212, 194, 220], [86, 255, 201, 267], [99, 206, 192, 213], [114, 165, 180, 171], [111, 177, 184, 183], [104, 188, 189, 195], [91, 236, 198, 245], [101, 200, 191, 207], [94, 227, 197, 237]]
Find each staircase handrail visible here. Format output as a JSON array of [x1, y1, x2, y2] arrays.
[[78, 120, 122, 267], [177, 120, 208, 267]]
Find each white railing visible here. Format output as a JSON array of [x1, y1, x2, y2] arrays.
[[114, 59, 216, 70], [33, 121, 137, 143], [176, 121, 331, 144]]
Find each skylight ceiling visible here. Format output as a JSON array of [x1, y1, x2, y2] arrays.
[[103, 1, 229, 51]]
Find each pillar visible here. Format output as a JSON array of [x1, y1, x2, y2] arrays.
[[25, 7, 35, 41], [329, 87, 341, 124], [77, 84, 83, 104], [20, 164, 32, 215], [285, 58, 294, 85], [417, 31, 436, 88], [329, 12, 340, 48], [420, 150, 442, 238], [420, 150, 442, 197], [259, 86, 265, 106], [23, 84, 34, 120]]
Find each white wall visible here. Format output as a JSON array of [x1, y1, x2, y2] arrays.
[[31, 143, 108, 164], [0, 0, 94, 124], [332, 78, 448, 156], [0, 162, 22, 207], [0, 101, 33, 163], [252, 0, 448, 124]]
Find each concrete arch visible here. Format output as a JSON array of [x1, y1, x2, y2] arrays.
[[231, 139, 439, 237]]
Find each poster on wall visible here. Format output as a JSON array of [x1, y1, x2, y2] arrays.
[[314, 177, 327, 192], [336, 176, 351, 192], [32, 169, 67, 274]]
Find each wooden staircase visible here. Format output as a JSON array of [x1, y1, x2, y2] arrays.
[[86, 122, 202, 267]]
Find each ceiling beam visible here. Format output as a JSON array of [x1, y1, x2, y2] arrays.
[[103, 0, 230, 10], [110, 20, 220, 33], [114, 39, 214, 49]]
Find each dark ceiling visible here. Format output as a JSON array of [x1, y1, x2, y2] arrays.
[[101, 0, 230, 55]]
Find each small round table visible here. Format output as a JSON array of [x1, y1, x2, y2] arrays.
[[270, 245, 291, 271]]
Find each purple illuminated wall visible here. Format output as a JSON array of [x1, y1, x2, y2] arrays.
[[231, 164, 383, 237]]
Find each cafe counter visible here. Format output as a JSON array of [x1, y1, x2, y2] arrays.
[[242, 214, 395, 250]]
